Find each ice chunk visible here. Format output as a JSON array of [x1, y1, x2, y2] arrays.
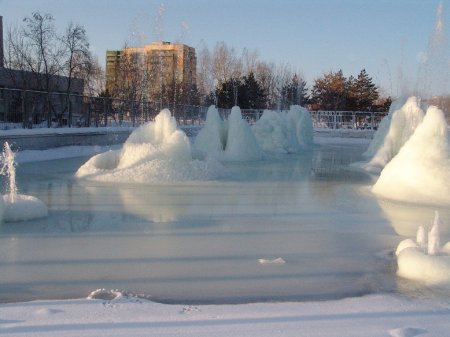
[[258, 257, 286, 265]]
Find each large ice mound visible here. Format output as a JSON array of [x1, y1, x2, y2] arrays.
[[396, 211, 450, 287], [194, 105, 314, 158], [76, 109, 222, 183], [193, 106, 264, 161], [364, 97, 425, 173], [251, 105, 313, 153], [372, 105, 450, 204]]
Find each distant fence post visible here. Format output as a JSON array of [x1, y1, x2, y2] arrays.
[[103, 97, 108, 127]]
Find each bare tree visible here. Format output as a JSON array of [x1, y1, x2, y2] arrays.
[[60, 22, 90, 126], [196, 44, 213, 105], [21, 12, 66, 126], [254, 60, 277, 108]]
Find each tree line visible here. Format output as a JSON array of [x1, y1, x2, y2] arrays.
[[3, 12, 389, 118]]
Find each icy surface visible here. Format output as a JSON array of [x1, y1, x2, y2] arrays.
[[373, 106, 450, 204], [0, 135, 400, 304], [364, 97, 425, 173]]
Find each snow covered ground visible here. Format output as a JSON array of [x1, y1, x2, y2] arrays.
[[1, 292, 450, 337]]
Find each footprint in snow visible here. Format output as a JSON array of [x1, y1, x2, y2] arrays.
[[180, 306, 201, 314]]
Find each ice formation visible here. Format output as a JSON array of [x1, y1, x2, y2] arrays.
[[193, 105, 226, 159], [364, 97, 425, 173], [223, 106, 263, 161], [396, 211, 450, 287], [3, 194, 48, 222], [0, 142, 48, 222], [76, 109, 222, 183], [252, 105, 313, 153], [372, 105, 450, 204]]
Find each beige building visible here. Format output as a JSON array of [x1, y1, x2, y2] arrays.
[[106, 41, 197, 106]]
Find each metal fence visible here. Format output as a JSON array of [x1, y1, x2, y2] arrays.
[[0, 88, 209, 129], [0, 87, 387, 130], [310, 110, 387, 130]]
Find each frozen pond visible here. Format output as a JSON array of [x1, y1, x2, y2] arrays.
[[0, 137, 438, 304]]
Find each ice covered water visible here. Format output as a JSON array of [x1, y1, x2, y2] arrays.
[[0, 138, 409, 304]]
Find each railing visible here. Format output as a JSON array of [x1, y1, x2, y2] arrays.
[[310, 110, 387, 130], [0, 87, 387, 130], [0, 88, 209, 129]]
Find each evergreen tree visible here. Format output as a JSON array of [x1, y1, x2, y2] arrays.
[[352, 69, 379, 110], [240, 72, 266, 109], [281, 74, 309, 109]]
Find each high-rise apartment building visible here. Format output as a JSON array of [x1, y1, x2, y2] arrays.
[[106, 41, 197, 105]]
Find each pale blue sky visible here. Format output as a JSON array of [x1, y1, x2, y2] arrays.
[[1, 0, 448, 97]]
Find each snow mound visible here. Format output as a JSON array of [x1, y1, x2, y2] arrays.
[[251, 105, 313, 153], [396, 211, 450, 287], [76, 109, 222, 183], [364, 97, 425, 173], [3, 194, 48, 222], [372, 106, 450, 204], [224, 106, 263, 161]]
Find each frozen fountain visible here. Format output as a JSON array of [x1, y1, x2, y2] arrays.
[[1, 142, 17, 203], [363, 97, 425, 173], [0, 142, 48, 222], [251, 105, 313, 154], [372, 105, 450, 205], [396, 211, 450, 287], [76, 109, 223, 183]]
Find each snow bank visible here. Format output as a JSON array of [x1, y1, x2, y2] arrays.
[[224, 106, 263, 161], [2, 194, 48, 222], [372, 106, 450, 204], [1, 293, 449, 337], [364, 97, 425, 173], [76, 109, 222, 183], [396, 212, 450, 287], [251, 105, 313, 153]]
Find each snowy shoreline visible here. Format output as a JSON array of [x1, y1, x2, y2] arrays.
[[1, 292, 450, 337]]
